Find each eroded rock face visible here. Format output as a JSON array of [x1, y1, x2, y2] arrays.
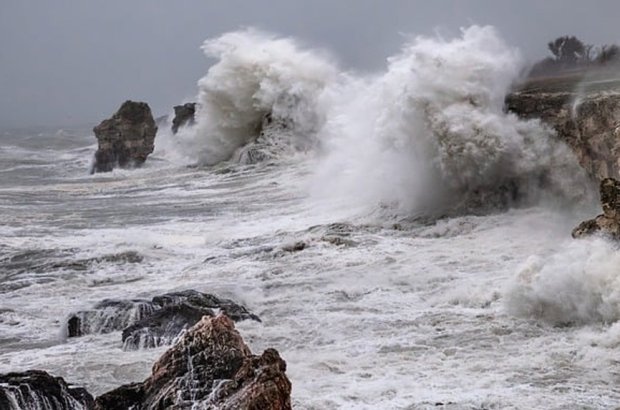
[[573, 178, 620, 239], [506, 90, 620, 181], [95, 315, 292, 410], [0, 370, 94, 410], [91, 100, 157, 173], [171, 102, 197, 134]]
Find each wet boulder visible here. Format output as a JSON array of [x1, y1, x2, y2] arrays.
[[95, 315, 291, 410], [121, 290, 260, 350], [572, 178, 620, 239], [67, 298, 156, 338], [91, 100, 157, 173], [0, 370, 94, 410], [66, 290, 259, 350], [152, 289, 260, 322], [171, 102, 197, 134], [121, 303, 212, 349]]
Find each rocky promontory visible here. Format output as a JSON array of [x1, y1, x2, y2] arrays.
[[91, 100, 157, 173], [506, 74, 620, 181]]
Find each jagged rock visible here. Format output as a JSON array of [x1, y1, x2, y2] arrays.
[[91, 100, 157, 173], [95, 315, 291, 410], [506, 87, 620, 181], [171, 103, 196, 134], [66, 290, 259, 350], [572, 178, 620, 239], [0, 370, 94, 410]]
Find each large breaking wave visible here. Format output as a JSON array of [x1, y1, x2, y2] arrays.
[[165, 25, 590, 215], [312, 25, 589, 214], [174, 28, 337, 165]]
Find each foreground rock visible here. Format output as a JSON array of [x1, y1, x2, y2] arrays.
[[506, 84, 620, 181], [91, 100, 157, 173], [573, 177, 620, 239], [95, 315, 291, 410], [171, 102, 197, 134], [67, 290, 259, 350], [0, 370, 94, 410]]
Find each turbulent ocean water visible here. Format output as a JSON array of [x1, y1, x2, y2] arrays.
[[2, 26, 620, 409]]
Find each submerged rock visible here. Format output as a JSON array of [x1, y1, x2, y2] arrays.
[[0, 370, 94, 410], [121, 290, 260, 350], [67, 298, 156, 338], [67, 290, 259, 350], [122, 303, 212, 349], [171, 102, 197, 134], [95, 315, 291, 410], [572, 177, 620, 239], [91, 100, 157, 173]]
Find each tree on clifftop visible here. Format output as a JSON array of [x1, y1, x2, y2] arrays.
[[548, 36, 591, 65]]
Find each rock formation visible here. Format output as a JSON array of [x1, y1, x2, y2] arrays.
[[506, 84, 620, 181], [1, 316, 290, 410], [572, 177, 620, 239], [95, 315, 292, 410], [0, 370, 94, 410], [91, 100, 157, 173], [171, 102, 197, 134], [67, 290, 260, 350]]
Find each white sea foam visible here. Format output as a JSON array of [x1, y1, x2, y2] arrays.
[[506, 237, 620, 325], [312, 25, 589, 214]]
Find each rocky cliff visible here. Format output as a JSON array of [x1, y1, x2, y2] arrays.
[[506, 77, 620, 181]]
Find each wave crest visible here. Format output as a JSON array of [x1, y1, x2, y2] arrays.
[[178, 28, 337, 165]]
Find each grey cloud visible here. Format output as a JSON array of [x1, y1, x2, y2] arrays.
[[1, 0, 619, 128]]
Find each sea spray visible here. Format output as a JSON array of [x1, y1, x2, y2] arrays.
[[312, 25, 589, 215], [506, 237, 620, 325], [175, 28, 337, 165]]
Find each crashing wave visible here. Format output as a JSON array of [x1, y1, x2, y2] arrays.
[[175, 28, 337, 165], [506, 238, 620, 325], [312, 25, 591, 215]]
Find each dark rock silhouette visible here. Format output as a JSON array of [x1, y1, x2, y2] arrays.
[[95, 315, 291, 410], [0, 370, 94, 410], [171, 102, 197, 134], [67, 290, 259, 350], [573, 177, 620, 239], [91, 100, 157, 173]]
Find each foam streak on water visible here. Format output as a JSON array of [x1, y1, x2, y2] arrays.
[[0, 26, 618, 409]]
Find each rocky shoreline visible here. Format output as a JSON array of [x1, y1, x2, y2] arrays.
[[10, 71, 618, 409], [0, 314, 291, 410]]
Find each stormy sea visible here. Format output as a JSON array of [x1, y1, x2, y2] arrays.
[[1, 26, 619, 409]]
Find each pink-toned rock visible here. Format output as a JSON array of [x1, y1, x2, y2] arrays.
[[95, 315, 291, 410]]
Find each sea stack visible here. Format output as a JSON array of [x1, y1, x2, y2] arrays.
[[91, 100, 157, 173], [171, 102, 197, 134]]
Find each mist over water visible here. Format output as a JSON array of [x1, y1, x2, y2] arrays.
[[2, 24, 620, 409]]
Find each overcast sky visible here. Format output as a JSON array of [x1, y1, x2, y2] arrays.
[[1, 0, 619, 128]]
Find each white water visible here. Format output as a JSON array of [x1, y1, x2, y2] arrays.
[[1, 26, 619, 409]]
